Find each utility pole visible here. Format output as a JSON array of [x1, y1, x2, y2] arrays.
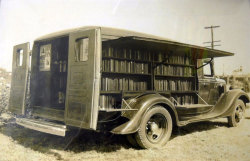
[[203, 25, 221, 49]]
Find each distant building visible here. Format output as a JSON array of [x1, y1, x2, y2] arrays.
[[219, 67, 250, 92]]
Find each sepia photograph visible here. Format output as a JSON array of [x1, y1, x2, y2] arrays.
[[0, 0, 249, 160]]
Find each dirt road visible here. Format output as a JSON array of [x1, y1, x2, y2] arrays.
[[0, 109, 249, 161]]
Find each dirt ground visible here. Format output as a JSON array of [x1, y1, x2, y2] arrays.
[[0, 71, 249, 161], [0, 109, 249, 161]]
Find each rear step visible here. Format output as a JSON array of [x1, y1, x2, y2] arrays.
[[16, 118, 66, 136], [176, 104, 214, 115]]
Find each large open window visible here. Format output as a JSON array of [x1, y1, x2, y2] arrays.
[[75, 38, 89, 62], [16, 49, 24, 67]]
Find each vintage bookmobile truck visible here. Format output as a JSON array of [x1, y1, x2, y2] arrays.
[[9, 26, 249, 149]]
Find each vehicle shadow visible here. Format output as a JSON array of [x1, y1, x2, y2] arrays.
[[0, 116, 229, 157], [171, 119, 228, 138]]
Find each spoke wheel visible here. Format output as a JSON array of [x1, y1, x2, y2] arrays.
[[135, 106, 172, 149], [228, 100, 245, 127]]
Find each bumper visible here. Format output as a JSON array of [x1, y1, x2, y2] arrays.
[[16, 118, 67, 136]]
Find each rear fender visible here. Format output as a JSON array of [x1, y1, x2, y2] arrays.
[[111, 93, 178, 134], [214, 89, 249, 117]]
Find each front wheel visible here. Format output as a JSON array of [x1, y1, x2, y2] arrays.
[[228, 99, 245, 127], [135, 106, 172, 149]]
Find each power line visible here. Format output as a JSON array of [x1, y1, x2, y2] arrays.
[[203, 25, 221, 49]]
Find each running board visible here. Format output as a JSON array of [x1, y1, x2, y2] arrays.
[[176, 104, 214, 115], [16, 118, 66, 136]]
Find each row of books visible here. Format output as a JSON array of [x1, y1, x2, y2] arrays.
[[157, 54, 191, 65], [101, 77, 148, 91], [154, 65, 193, 76], [102, 47, 192, 65], [102, 47, 152, 61], [99, 95, 117, 109], [102, 59, 149, 74], [154, 80, 193, 91], [173, 95, 195, 105]]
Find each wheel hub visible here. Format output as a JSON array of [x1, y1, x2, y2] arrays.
[[235, 106, 244, 123], [146, 114, 167, 143]]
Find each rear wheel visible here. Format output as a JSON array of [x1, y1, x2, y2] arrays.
[[228, 100, 245, 127], [135, 106, 172, 149]]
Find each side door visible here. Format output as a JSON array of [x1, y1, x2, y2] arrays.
[[65, 28, 101, 130], [9, 43, 30, 115], [198, 59, 219, 105]]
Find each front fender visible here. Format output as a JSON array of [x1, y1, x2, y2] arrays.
[[111, 93, 177, 134], [214, 89, 249, 117]]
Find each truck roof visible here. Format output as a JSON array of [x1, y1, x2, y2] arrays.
[[35, 26, 234, 58]]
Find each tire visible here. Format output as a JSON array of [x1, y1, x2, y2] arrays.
[[135, 106, 172, 149], [228, 100, 245, 127]]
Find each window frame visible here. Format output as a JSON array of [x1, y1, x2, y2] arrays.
[[16, 49, 24, 67], [74, 37, 89, 62]]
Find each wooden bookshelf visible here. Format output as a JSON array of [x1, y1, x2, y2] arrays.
[[155, 75, 195, 78], [100, 91, 122, 94], [154, 61, 195, 67], [102, 59, 150, 74], [102, 72, 151, 77], [99, 44, 197, 109], [102, 56, 151, 63]]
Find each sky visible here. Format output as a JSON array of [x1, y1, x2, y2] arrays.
[[0, 0, 249, 75]]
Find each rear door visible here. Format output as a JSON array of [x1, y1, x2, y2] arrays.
[[65, 28, 101, 130], [9, 43, 30, 115]]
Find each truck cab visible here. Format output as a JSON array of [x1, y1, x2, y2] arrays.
[[197, 58, 226, 105], [9, 26, 249, 148]]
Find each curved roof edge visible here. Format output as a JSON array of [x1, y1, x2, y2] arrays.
[[35, 26, 174, 42], [35, 26, 234, 57]]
